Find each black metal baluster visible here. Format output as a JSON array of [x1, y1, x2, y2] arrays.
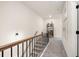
[[2, 50, 4, 57], [30, 39, 32, 57], [29, 40, 30, 57], [35, 36, 36, 57], [34, 36, 36, 57], [22, 42, 24, 57], [32, 38, 33, 57], [33, 37, 35, 57], [17, 44, 19, 57], [26, 41, 28, 57], [11, 47, 13, 57]]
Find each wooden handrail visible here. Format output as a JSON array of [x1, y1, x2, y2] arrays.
[[0, 34, 41, 51]]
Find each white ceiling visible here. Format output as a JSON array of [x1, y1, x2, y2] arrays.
[[23, 1, 65, 19]]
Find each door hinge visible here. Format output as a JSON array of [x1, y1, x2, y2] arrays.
[[76, 5, 79, 9], [76, 31, 79, 34]]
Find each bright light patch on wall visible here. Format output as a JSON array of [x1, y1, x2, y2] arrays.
[[49, 15, 52, 18]]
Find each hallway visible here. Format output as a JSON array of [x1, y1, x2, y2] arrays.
[[41, 38, 67, 57], [0, 1, 77, 57]]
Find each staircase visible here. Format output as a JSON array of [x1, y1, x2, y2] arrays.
[[30, 33, 49, 57], [0, 32, 49, 57]]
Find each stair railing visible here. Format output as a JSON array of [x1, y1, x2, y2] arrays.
[[0, 32, 43, 57]]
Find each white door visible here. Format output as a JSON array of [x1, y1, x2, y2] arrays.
[[76, 4, 79, 57]]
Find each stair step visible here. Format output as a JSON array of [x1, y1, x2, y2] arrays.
[[33, 49, 42, 53], [30, 53, 38, 57], [36, 41, 46, 44], [35, 43, 46, 46], [37, 42, 47, 45], [35, 44, 46, 47], [35, 43, 46, 45], [34, 48, 43, 51], [36, 40, 46, 42], [37, 39, 48, 42], [35, 45, 45, 48], [34, 47, 43, 49]]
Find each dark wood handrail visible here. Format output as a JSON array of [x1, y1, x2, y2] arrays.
[[0, 34, 41, 51]]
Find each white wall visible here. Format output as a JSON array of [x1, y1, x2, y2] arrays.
[[43, 14, 63, 39], [62, 1, 77, 57], [0, 2, 44, 46]]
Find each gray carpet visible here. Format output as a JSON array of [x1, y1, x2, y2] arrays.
[[41, 38, 67, 57]]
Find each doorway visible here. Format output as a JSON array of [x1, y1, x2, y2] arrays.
[[76, 4, 79, 57]]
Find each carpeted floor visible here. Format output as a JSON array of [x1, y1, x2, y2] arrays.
[[41, 38, 67, 57]]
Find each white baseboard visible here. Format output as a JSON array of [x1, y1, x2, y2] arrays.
[[40, 41, 50, 57]]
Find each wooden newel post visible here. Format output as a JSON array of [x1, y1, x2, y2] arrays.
[[41, 32, 43, 36], [41, 32, 43, 38]]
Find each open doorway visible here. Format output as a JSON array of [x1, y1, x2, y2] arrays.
[[47, 22, 54, 38]]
